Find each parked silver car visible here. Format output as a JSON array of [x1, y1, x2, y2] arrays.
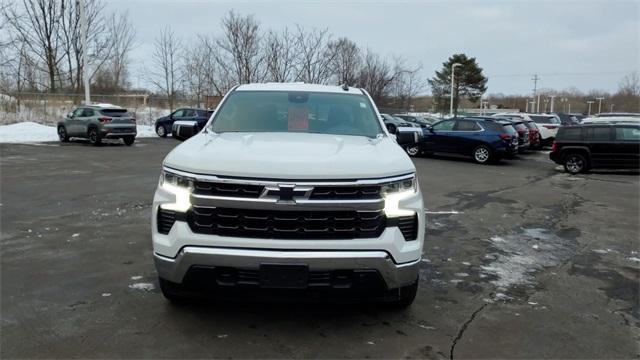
[[57, 104, 137, 146]]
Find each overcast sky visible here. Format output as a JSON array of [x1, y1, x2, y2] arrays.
[[104, 0, 639, 95]]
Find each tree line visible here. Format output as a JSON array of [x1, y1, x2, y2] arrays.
[[0, 2, 637, 114], [149, 11, 425, 111], [0, 0, 135, 94], [0, 4, 425, 111]]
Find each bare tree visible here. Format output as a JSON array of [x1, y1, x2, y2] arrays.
[[59, 0, 110, 91], [199, 35, 235, 96], [106, 10, 135, 90], [217, 10, 264, 84], [152, 26, 181, 112], [328, 37, 361, 86], [391, 60, 425, 110], [264, 28, 297, 82], [357, 50, 397, 102], [294, 26, 335, 84], [3, 0, 65, 91], [618, 71, 640, 97], [615, 71, 640, 112], [183, 42, 209, 107]]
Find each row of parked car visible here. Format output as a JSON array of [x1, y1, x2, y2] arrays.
[[390, 113, 563, 163], [393, 112, 640, 173]]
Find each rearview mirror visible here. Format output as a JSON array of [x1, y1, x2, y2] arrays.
[[395, 127, 421, 146]]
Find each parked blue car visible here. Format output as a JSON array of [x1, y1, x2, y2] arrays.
[[412, 117, 519, 164], [154, 108, 213, 138]]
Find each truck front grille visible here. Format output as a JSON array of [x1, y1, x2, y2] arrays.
[[188, 206, 386, 239], [310, 186, 380, 200], [193, 181, 264, 198]]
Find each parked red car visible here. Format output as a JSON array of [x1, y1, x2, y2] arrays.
[[523, 120, 541, 149]]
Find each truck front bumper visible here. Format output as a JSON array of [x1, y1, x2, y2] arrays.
[[154, 247, 420, 290]]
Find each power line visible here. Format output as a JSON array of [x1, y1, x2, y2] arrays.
[[488, 70, 634, 78]]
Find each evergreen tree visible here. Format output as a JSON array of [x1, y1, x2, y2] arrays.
[[428, 54, 488, 115]]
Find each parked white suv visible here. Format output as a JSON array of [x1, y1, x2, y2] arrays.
[[152, 83, 425, 306], [493, 113, 561, 145]]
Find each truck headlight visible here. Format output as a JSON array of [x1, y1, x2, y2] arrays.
[[159, 169, 193, 212], [382, 175, 417, 217], [381, 176, 416, 195]]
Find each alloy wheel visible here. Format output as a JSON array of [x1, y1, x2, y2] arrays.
[[474, 146, 490, 163], [565, 156, 584, 173]]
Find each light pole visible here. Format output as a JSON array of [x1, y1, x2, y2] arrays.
[[549, 95, 556, 113], [596, 97, 604, 114], [536, 93, 541, 113], [450, 63, 462, 117], [79, 0, 90, 105], [586, 101, 594, 116]]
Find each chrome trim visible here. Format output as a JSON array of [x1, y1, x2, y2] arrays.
[[104, 132, 136, 137], [190, 194, 385, 211], [163, 166, 414, 186], [154, 247, 420, 289]]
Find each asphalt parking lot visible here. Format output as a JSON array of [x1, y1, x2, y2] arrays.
[[1, 138, 639, 359]]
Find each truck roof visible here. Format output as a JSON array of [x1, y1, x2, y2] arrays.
[[235, 83, 364, 95]]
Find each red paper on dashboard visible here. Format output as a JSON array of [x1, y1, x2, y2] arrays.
[[288, 105, 309, 131]]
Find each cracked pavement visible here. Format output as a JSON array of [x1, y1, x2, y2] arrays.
[[1, 139, 639, 358]]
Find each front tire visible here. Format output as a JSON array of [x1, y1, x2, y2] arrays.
[[563, 153, 587, 174], [405, 145, 420, 157], [123, 136, 135, 146], [88, 128, 101, 146], [159, 278, 190, 304], [473, 145, 492, 164], [391, 279, 418, 309], [58, 126, 69, 142], [156, 124, 168, 138]]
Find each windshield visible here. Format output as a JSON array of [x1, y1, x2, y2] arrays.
[[209, 91, 383, 138]]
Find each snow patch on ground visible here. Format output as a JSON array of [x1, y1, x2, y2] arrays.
[[425, 210, 463, 215], [0, 121, 158, 143], [481, 228, 577, 291], [128, 282, 155, 291]]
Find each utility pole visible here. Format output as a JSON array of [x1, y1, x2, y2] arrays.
[[79, 0, 90, 105], [610, 104, 614, 112], [536, 93, 541, 113], [549, 95, 556, 113], [596, 97, 605, 114], [531, 74, 539, 113], [586, 101, 594, 116]]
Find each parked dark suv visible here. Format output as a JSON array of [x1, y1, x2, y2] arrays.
[[154, 108, 213, 138], [550, 123, 640, 174]]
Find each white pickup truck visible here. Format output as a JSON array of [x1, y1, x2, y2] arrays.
[[152, 83, 425, 306]]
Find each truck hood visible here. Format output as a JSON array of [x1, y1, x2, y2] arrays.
[[163, 132, 415, 179]]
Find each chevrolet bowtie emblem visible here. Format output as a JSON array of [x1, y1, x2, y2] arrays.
[[260, 184, 313, 203]]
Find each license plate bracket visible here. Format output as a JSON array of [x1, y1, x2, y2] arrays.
[[259, 264, 308, 289]]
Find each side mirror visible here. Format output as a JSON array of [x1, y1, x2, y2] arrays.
[[395, 127, 422, 146], [67, 112, 73, 119], [428, 126, 435, 133]]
